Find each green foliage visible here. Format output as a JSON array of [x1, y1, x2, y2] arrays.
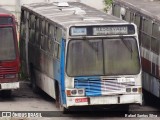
[[104, 0, 113, 12]]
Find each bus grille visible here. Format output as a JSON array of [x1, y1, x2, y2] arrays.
[[74, 77, 135, 96], [0, 74, 3, 79], [75, 77, 101, 96], [0, 66, 17, 74]]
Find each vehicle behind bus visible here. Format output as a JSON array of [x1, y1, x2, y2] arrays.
[[112, 0, 160, 99], [0, 7, 20, 96], [20, 2, 142, 112]]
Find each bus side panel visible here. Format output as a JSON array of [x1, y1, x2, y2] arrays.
[[112, 1, 160, 98], [60, 38, 66, 105], [53, 38, 66, 105]]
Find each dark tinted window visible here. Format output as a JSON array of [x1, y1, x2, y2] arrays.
[[0, 27, 16, 60], [0, 17, 13, 25]]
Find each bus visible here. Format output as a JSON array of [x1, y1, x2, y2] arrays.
[[0, 7, 20, 96], [112, 0, 160, 99], [20, 2, 142, 111]]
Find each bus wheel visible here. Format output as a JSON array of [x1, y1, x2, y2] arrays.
[[30, 65, 39, 93], [55, 82, 68, 113], [1, 90, 12, 98]]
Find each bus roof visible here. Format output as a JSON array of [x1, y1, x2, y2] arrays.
[[0, 7, 13, 15], [22, 2, 127, 28], [113, 0, 160, 22]]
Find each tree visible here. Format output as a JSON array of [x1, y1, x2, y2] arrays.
[[104, 0, 113, 12]]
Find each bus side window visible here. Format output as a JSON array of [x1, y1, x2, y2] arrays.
[[49, 25, 54, 38], [28, 14, 35, 43], [53, 42, 60, 60], [47, 24, 53, 52], [125, 10, 130, 22], [21, 10, 25, 24], [130, 12, 135, 23], [134, 15, 140, 29], [48, 25, 54, 54], [151, 23, 160, 54], [113, 4, 120, 17], [56, 28, 62, 43], [41, 20, 45, 35], [35, 18, 41, 46], [141, 18, 152, 50], [20, 10, 26, 40], [44, 22, 49, 51], [40, 20, 45, 50]]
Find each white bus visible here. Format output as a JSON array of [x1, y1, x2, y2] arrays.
[[112, 0, 160, 99], [20, 2, 142, 112]]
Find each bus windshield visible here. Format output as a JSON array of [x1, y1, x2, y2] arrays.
[[67, 37, 140, 76], [0, 27, 16, 61]]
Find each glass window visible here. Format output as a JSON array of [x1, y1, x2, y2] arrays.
[[141, 33, 150, 50], [67, 38, 140, 76], [0, 27, 16, 60], [152, 23, 160, 38], [45, 22, 48, 35], [47, 39, 52, 51], [56, 28, 62, 42], [49, 25, 54, 38], [40, 35, 45, 49], [42, 20, 45, 34], [67, 40, 103, 76], [35, 31, 40, 45], [143, 19, 152, 35], [36, 18, 40, 30], [151, 38, 159, 54], [21, 10, 25, 23], [113, 5, 121, 17], [20, 24, 26, 39], [53, 42, 60, 59], [125, 10, 130, 22], [29, 29, 35, 43], [103, 38, 140, 75], [134, 15, 140, 28], [130, 12, 135, 22]]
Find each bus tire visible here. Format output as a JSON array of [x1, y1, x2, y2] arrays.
[[1, 90, 12, 98], [30, 64, 39, 93], [55, 82, 68, 113]]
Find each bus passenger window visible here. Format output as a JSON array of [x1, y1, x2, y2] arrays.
[[42, 20, 45, 34], [40, 36, 45, 49], [141, 33, 150, 50], [56, 28, 62, 42], [143, 19, 152, 35], [49, 25, 54, 38], [134, 15, 140, 28], [125, 10, 131, 22], [53, 43, 60, 59], [152, 23, 160, 38], [113, 5, 120, 17], [151, 38, 159, 54], [45, 22, 49, 35]]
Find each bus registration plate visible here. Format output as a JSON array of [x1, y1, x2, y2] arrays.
[[75, 98, 88, 103]]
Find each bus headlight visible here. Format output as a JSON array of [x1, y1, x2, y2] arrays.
[[66, 89, 85, 97], [126, 87, 142, 93]]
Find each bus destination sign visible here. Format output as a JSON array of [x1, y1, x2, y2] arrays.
[[93, 26, 128, 35], [69, 25, 135, 36]]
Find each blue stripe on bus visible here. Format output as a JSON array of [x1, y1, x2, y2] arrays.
[[60, 38, 66, 104], [74, 76, 101, 96]]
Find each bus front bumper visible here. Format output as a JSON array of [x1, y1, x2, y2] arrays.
[[0, 82, 19, 90], [66, 94, 142, 107]]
